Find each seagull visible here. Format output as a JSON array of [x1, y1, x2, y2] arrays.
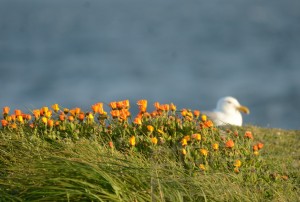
[[204, 96, 250, 126]]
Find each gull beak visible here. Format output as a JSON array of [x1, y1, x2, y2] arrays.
[[237, 105, 250, 114]]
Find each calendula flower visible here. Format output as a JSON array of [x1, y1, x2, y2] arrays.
[[122, 100, 130, 109], [110, 110, 120, 118], [109, 101, 117, 109], [253, 145, 258, 151], [51, 104, 60, 112], [193, 110, 200, 117], [191, 133, 201, 141], [257, 142, 264, 150], [181, 138, 188, 146], [181, 109, 188, 117], [25, 114, 31, 121], [129, 136, 136, 146], [170, 103, 176, 111], [88, 113, 94, 122], [17, 115, 24, 123], [253, 151, 259, 156], [41, 117, 48, 124], [234, 160, 242, 167], [226, 140, 235, 148], [15, 109, 22, 116], [199, 164, 206, 171], [244, 131, 253, 139], [74, 108, 81, 115], [41, 107, 48, 114], [204, 120, 214, 128], [234, 167, 240, 173], [68, 116, 74, 122], [3, 106, 10, 115], [133, 117, 142, 125], [212, 143, 219, 151], [182, 148, 187, 155], [45, 110, 52, 118], [137, 100, 147, 112], [147, 125, 154, 132], [201, 114, 207, 122], [59, 113, 65, 121], [154, 102, 160, 110], [109, 141, 114, 148], [78, 113, 85, 121], [47, 119, 54, 127], [1, 119, 8, 127], [200, 148, 208, 156], [151, 137, 158, 145], [63, 108, 69, 114]]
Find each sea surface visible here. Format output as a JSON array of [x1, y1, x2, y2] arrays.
[[1, 0, 300, 129]]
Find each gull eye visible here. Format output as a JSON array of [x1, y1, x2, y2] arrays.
[[226, 100, 232, 104]]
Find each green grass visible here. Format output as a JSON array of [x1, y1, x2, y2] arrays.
[[0, 125, 299, 201]]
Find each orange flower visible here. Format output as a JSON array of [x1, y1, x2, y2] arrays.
[[74, 108, 81, 115], [3, 106, 10, 115], [78, 113, 85, 121], [59, 113, 65, 121], [119, 109, 130, 120], [41, 107, 48, 114], [110, 110, 120, 118], [212, 143, 219, 151], [137, 100, 147, 112], [33, 109, 40, 119], [47, 119, 54, 127], [193, 110, 200, 117], [160, 104, 169, 111], [68, 116, 74, 122], [129, 136, 136, 146], [55, 121, 60, 126], [154, 102, 160, 110], [15, 109, 22, 116], [122, 100, 130, 109], [244, 131, 253, 139], [109, 141, 114, 148], [151, 137, 158, 145], [203, 120, 214, 128], [116, 101, 124, 109], [25, 114, 31, 121], [147, 125, 154, 132], [109, 101, 117, 109], [170, 103, 176, 111], [92, 102, 104, 113], [181, 109, 188, 117], [1, 119, 8, 127], [234, 167, 240, 173], [253, 145, 258, 151], [226, 139, 235, 148], [257, 142, 264, 150], [133, 117, 142, 125], [51, 104, 60, 112]]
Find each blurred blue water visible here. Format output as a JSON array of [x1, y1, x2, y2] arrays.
[[0, 0, 300, 129]]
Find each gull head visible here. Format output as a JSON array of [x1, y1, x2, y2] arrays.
[[213, 96, 250, 126]]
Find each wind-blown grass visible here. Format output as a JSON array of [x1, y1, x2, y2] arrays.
[[0, 101, 299, 201]]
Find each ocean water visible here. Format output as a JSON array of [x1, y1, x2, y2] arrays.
[[1, 0, 300, 129]]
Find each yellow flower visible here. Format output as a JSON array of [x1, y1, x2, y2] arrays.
[[212, 143, 219, 151], [181, 138, 188, 146], [191, 133, 201, 141], [129, 136, 136, 146], [88, 113, 94, 121], [51, 104, 60, 112], [199, 164, 206, 171], [200, 148, 208, 156], [151, 137, 158, 145], [147, 125, 154, 132], [41, 117, 48, 124], [170, 103, 176, 111], [17, 115, 24, 123], [201, 114, 207, 122], [234, 160, 242, 168], [182, 148, 187, 155], [253, 151, 259, 156]]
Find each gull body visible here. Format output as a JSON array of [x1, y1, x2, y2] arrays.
[[204, 96, 250, 126]]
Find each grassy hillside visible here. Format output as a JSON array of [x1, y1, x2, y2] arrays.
[[0, 102, 299, 201]]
